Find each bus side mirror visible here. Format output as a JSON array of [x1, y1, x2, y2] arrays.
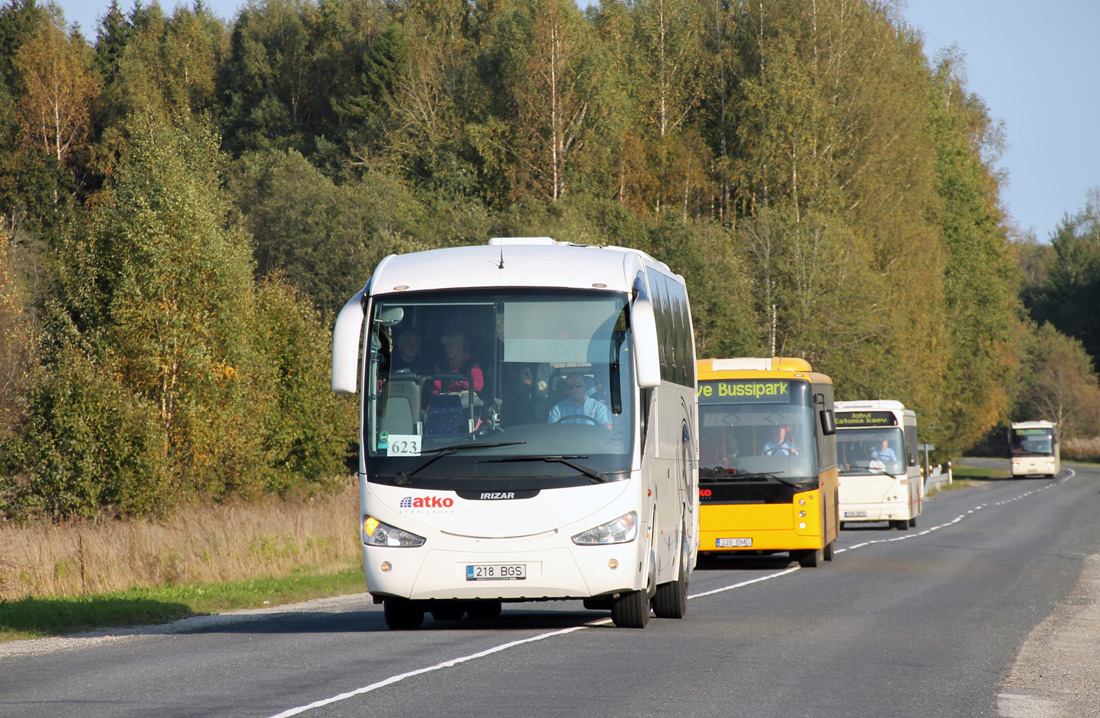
[[819, 408, 836, 436], [632, 295, 661, 388], [332, 286, 368, 394]]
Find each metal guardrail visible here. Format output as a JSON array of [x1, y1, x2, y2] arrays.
[[924, 462, 952, 494]]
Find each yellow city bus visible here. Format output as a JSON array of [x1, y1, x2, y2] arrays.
[[696, 358, 839, 567]]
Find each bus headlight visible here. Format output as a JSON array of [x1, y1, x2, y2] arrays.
[[572, 512, 638, 545], [362, 516, 426, 547]]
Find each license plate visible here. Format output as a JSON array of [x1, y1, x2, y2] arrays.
[[466, 564, 526, 581], [844, 511, 867, 518], [716, 538, 752, 548]]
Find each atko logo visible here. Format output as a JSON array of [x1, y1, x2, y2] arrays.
[[399, 496, 455, 509]]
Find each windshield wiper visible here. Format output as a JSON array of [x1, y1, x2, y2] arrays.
[[710, 471, 806, 489], [396, 441, 528, 484], [840, 463, 891, 476], [479, 455, 610, 484]]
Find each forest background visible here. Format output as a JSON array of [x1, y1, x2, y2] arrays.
[[1, 0, 1099, 553]]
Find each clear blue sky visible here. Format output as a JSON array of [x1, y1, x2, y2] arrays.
[[54, 0, 1099, 242], [54, 0, 247, 36], [900, 0, 1100, 241]]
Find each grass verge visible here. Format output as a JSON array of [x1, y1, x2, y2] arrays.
[[0, 564, 365, 644], [952, 465, 1010, 480]]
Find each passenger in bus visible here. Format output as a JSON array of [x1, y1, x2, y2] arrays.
[[762, 425, 798, 456], [391, 327, 431, 374], [870, 439, 896, 463], [432, 330, 484, 395], [547, 371, 612, 429], [701, 430, 737, 469]]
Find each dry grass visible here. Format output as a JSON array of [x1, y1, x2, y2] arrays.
[[0, 480, 361, 601], [1063, 436, 1100, 463]]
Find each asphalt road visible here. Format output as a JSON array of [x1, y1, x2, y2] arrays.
[[3, 459, 1098, 718]]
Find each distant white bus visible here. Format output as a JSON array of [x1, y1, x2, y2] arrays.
[[332, 237, 698, 629], [835, 400, 923, 530], [1009, 420, 1060, 478]]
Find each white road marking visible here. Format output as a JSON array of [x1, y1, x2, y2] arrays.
[[834, 468, 1073, 555], [688, 566, 801, 598], [268, 468, 1075, 717], [267, 620, 609, 717]]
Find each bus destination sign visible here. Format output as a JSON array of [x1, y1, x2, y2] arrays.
[[698, 380, 792, 404], [836, 411, 897, 427]]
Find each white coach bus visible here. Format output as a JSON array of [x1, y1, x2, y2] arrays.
[[835, 400, 923, 530], [1009, 420, 1060, 478], [332, 237, 698, 629]]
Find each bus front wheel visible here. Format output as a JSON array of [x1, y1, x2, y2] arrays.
[[611, 590, 651, 628]]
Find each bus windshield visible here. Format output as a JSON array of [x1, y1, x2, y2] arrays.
[[363, 290, 634, 487], [838, 427, 905, 475], [1010, 428, 1054, 456], [698, 380, 817, 483]]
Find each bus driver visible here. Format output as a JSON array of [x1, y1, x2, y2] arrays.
[[547, 371, 613, 429]]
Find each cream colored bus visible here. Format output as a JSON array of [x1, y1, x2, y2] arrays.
[[835, 400, 923, 530], [1009, 420, 1060, 478]]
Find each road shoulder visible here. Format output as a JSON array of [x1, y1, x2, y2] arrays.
[[998, 552, 1100, 717]]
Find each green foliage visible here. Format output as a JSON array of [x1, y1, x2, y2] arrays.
[[645, 219, 758, 359], [926, 58, 1023, 457], [0, 0, 47, 93], [2, 0, 1080, 524], [252, 275, 357, 493], [2, 343, 169, 520], [228, 148, 438, 317], [69, 115, 265, 500], [3, 114, 359, 520], [0, 229, 38, 440], [1021, 199, 1100, 366], [1013, 321, 1100, 438]]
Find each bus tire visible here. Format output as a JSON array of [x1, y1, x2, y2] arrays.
[[465, 600, 502, 620], [384, 598, 424, 630], [653, 541, 689, 619], [794, 548, 822, 568], [908, 517, 917, 528], [823, 540, 835, 562], [611, 590, 651, 628], [891, 519, 908, 531]]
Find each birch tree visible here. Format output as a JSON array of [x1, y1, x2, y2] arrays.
[[14, 16, 99, 167], [632, 0, 711, 216], [506, 0, 602, 202]]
